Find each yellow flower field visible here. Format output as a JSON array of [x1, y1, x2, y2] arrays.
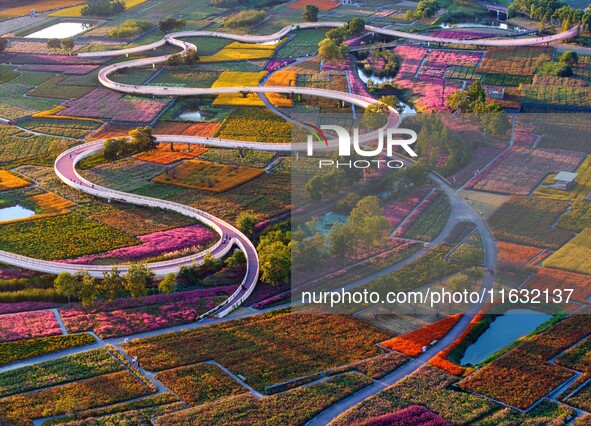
[[0, 0, 83, 17], [264, 70, 297, 108], [201, 40, 285, 63], [211, 71, 267, 107], [49, 0, 148, 16], [29, 193, 74, 216], [32, 106, 103, 123], [0, 170, 30, 191], [543, 227, 591, 275], [152, 159, 265, 193]]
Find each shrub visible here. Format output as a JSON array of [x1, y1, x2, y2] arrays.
[[223, 10, 266, 28]]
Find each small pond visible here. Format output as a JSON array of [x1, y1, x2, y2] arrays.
[[26, 22, 91, 39], [355, 68, 416, 115], [176, 110, 215, 122], [0, 205, 35, 222], [461, 308, 552, 365]]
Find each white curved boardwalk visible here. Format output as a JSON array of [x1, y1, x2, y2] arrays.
[[78, 22, 579, 59]]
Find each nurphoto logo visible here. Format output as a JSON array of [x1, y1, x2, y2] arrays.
[[306, 125, 419, 169]]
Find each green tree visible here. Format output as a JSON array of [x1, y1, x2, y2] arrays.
[[466, 267, 484, 285], [259, 241, 291, 285], [129, 126, 158, 152], [346, 18, 365, 35], [305, 174, 325, 201], [318, 38, 341, 62], [124, 263, 153, 299], [236, 211, 258, 235], [302, 4, 319, 22], [78, 271, 100, 307], [102, 267, 123, 302], [292, 232, 326, 272], [61, 37, 75, 51], [225, 249, 246, 268], [158, 273, 177, 294], [0, 38, 7, 53], [361, 102, 389, 129], [47, 38, 62, 50], [158, 17, 187, 32], [326, 28, 347, 45], [560, 50, 579, 65], [54, 272, 78, 303]]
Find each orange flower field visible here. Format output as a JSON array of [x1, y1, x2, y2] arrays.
[[381, 314, 462, 357], [497, 241, 544, 266]]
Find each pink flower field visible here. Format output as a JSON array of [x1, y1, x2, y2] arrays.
[[393, 46, 468, 112], [427, 30, 495, 40], [383, 186, 433, 228], [0, 302, 57, 315], [60, 287, 237, 338], [0, 310, 62, 342], [63, 224, 217, 264], [264, 58, 296, 72], [348, 69, 372, 97], [57, 88, 169, 123], [465, 146, 587, 195], [419, 50, 482, 78]]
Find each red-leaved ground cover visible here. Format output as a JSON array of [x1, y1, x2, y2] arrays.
[[381, 314, 462, 357]]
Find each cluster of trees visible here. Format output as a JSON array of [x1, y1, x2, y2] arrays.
[[167, 49, 199, 66], [292, 196, 390, 273], [236, 211, 259, 236], [46, 38, 75, 51], [446, 81, 508, 136], [0, 38, 7, 53], [108, 20, 152, 38], [103, 126, 158, 161], [356, 48, 400, 78], [317, 18, 365, 63], [509, 0, 590, 31], [303, 4, 319, 22], [360, 95, 403, 130], [81, 0, 125, 17], [53, 264, 163, 307], [405, 0, 439, 21], [224, 10, 267, 28], [158, 17, 187, 32], [539, 49, 579, 76]]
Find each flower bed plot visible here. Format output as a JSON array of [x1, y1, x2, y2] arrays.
[[156, 373, 371, 425], [525, 268, 591, 304], [465, 146, 586, 195], [0, 333, 96, 367], [155, 363, 246, 406], [202, 41, 281, 63], [287, 0, 339, 10], [63, 224, 216, 264], [0, 213, 138, 260], [214, 108, 293, 143], [542, 228, 591, 275], [488, 196, 573, 250], [57, 88, 168, 123], [383, 186, 432, 228], [477, 47, 552, 75], [61, 287, 236, 339], [133, 144, 209, 165], [0, 310, 61, 343], [211, 71, 267, 107], [153, 160, 265, 193], [123, 312, 391, 391], [348, 406, 452, 426], [0, 170, 29, 191], [381, 314, 462, 357], [0, 349, 122, 398], [0, 370, 153, 425]]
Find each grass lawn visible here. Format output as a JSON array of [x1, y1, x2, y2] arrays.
[[152, 159, 265, 193]]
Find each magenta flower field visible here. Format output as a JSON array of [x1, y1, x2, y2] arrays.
[[64, 224, 216, 264], [393, 45, 470, 111], [57, 88, 169, 123], [0, 310, 62, 342], [465, 146, 587, 195], [61, 286, 237, 338]]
